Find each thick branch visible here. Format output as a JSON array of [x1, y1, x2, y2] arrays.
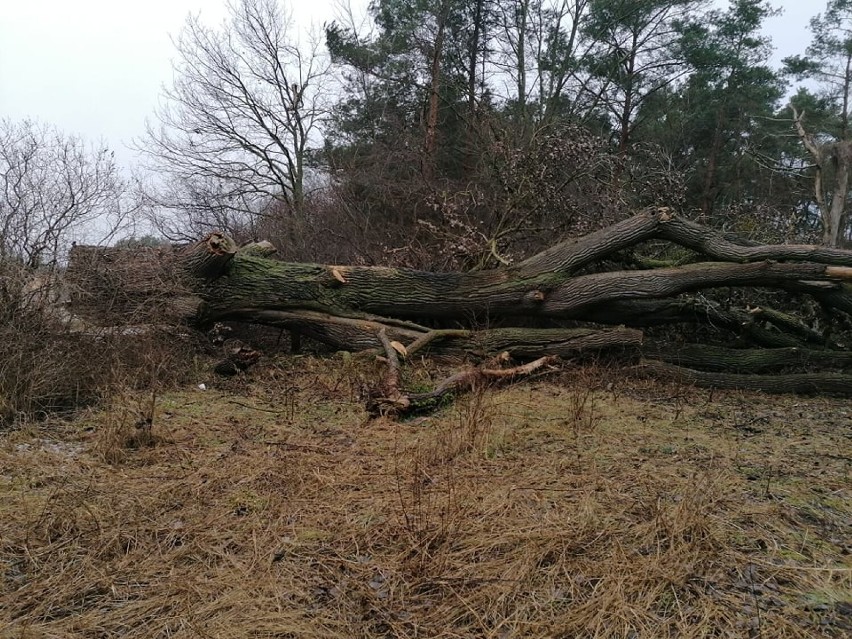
[[645, 343, 852, 374], [636, 359, 852, 397], [368, 354, 560, 417], [585, 298, 816, 349], [657, 216, 852, 266], [515, 207, 667, 276]]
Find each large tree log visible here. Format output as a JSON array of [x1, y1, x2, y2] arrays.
[[188, 209, 852, 329], [645, 343, 852, 373], [69, 209, 852, 332], [67, 209, 852, 397], [200, 250, 852, 324], [246, 309, 643, 357]]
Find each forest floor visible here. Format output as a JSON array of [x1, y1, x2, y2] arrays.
[[1, 356, 850, 638]]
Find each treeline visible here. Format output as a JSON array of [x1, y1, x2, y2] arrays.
[[2, 0, 852, 269], [128, 0, 852, 270]]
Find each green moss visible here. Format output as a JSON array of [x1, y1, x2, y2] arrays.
[[296, 528, 333, 542], [800, 587, 851, 608], [227, 489, 269, 514]]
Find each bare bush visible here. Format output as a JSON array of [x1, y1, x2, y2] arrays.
[[0, 119, 128, 267], [315, 122, 629, 271], [0, 117, 193, 427], [0, 263, 94, 425], [0, 259, 197, 429]]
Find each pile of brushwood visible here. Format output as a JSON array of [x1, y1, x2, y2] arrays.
[[67, 208, 852, 415]]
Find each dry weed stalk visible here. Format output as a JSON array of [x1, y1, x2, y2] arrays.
[[392, 381, 501, 578]]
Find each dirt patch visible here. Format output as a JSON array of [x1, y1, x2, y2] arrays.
[[1, 358, 850, 638]]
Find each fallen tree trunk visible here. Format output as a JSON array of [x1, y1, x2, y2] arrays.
[[645, 343, 852, 373], [197, 245, 852, 325], [635, 359, 852, 396], [67, 208, 852, 399]]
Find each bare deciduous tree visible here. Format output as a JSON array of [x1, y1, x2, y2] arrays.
[[140, 0, 332, 237], [0, 119, 126, 267], [784, 0, 852, 247]]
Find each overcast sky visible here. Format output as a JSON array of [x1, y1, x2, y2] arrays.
[[0, 0, 820, 168]]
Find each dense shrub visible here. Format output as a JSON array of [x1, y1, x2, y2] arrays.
[[0, 260, 196, 428]]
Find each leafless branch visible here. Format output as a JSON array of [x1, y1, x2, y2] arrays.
[[0, 119, 130, 267]]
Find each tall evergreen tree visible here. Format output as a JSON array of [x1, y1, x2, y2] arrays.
[[581, 0, 705, 155], [671, 0, 784, 218], [326, 0, 478, 178]]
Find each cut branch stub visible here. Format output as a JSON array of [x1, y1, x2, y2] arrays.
[[180, 232, 238, 280]]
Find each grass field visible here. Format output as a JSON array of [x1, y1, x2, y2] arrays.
[[1, 356, 850, 638]]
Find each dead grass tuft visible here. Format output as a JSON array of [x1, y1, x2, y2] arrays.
[[1, 357, 850, 638]]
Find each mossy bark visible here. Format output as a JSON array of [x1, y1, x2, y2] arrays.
[[200, 248, 850, 324]]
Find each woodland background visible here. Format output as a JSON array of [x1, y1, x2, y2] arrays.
[[6, 0, 852, 419]]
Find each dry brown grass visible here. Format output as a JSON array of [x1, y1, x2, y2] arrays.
[[1, 357, 850, 638]]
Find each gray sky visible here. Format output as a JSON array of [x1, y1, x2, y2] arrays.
[[0, 0, 350, 162], [0, 0, 820, 169]]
